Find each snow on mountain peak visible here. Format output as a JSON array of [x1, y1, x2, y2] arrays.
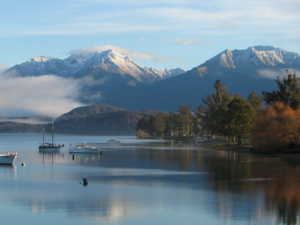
[[200, 45, 300, 75], [28, 56, 53, 63], [3, 49, 185, 83]]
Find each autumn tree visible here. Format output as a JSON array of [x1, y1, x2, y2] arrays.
[[252, 102, 300, 152]]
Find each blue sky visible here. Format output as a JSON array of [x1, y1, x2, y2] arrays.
[[1, 0, 300, 72]]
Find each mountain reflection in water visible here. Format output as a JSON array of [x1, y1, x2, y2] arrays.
[[0, 134, 299, 224]]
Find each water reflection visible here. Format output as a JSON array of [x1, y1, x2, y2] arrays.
[[2, 137, 300, 224], [205, 150, 300, 225], [71, 154, 102, 164], [0, 165, 17, 179]]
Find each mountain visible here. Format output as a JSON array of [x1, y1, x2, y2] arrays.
[[3, 50, 186, 84], [188, 46, 300, 77], [2, 46, 300, 113], [99, 46, 300, 111]]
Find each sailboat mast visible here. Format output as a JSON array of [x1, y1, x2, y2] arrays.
[[52, 120, 54, 146], [43, 128, 45, 145]]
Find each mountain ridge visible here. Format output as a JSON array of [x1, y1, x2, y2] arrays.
[[2, 50, 187, 84], [2, 46, 300, 113]]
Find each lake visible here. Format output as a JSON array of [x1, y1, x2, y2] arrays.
[[0, 133, 299, 225]]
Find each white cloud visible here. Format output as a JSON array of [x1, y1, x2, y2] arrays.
[[0, 64, 9, 74], [257, 68, 300, 79], [160, 38, 168, 44], [0, 75, 84, 118], [174, 37, 199, 45], [69, 45, 184, 63], [0, 118, 50, 125]]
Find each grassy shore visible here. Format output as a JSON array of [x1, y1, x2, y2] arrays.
[[197, 138, 252, 152]]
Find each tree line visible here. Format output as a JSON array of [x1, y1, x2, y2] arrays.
[[136, 80, 261, 142], [136, 70, 300, 152]]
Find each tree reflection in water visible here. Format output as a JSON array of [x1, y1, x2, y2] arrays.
[[205, 150, 300, 225]]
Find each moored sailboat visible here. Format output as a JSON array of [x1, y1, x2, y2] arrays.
[[38, 121, 62, 152]]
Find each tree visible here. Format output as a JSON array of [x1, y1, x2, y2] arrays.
[[224, 95, 257, 145], [247, 90, 263, 111], [262, 70, 300, 110], [201, 80, 232, 135], [136, 117, 150, 133], [252, 102, 300, 152], [177, 104, 193, 136], [193, 104, 207, 136], [154, 112, 167, 136]]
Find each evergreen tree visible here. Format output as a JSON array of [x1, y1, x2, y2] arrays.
[[201, 80, 232, 135], [224, 95, 257, 144], [262, 70, 300, 110], [247, 90, 263, 111], [154, 112, 167, 136], [136, 117, 150, 133], [177, 104, 193, 136]]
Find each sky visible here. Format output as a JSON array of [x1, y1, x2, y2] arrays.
[[0, 0, 300, 117]]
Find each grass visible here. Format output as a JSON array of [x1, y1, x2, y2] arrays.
[[201, 138, 252, 151]]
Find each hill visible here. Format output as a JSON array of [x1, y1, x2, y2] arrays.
[[47, 111, 156, 135], [0, 104, 158, 135], [57, 104, 127, 120]]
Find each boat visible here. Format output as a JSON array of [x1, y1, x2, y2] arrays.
[[0, 152, 17, 165], [69, 142, 101, 154], [38, 121, 62, 152], [107, 139, 122, 144]]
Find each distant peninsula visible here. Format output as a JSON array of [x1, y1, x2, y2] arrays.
[[0, 104, 158, 135]]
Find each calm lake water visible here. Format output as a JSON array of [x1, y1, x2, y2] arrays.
[[0, 133, 299, 225]]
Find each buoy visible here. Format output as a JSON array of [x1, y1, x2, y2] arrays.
[[21, 162, 25, 166], [72, 154, 76, 160], [100, 151, 103, 155], [83, 178, 88, 186]]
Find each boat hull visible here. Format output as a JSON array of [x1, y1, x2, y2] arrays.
[[69, 148, 101, 154], [0, 154, 17, 165], [38, 146, 61, 153]]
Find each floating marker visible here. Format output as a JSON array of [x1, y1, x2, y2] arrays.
[[83, 178, 88, 186], [21, 162, 25, 166]]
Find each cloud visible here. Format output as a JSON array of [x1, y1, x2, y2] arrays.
[[200, 40, 213, 44], [174, 37, 199, 45], [257, 68, 300, 79], [69, 45, 184, 63], [0, 64, 9, 74], [0, 118, 50, 125], [0, 75, 84, 118], [160, 38, 168, 44]]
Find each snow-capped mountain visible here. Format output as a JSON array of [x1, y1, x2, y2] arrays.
[[193, 45, 300, 77], [3, 50, 186, 84], [3, 45, 300, 113]]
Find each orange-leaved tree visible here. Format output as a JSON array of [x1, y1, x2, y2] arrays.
[[252, 102, 300, 152]]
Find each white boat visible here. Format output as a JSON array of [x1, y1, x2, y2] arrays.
[[38, 121, 62, 152], [107, 139, 122, 145], [0, 152, 17, 165], [69, 142, 101, 154]]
